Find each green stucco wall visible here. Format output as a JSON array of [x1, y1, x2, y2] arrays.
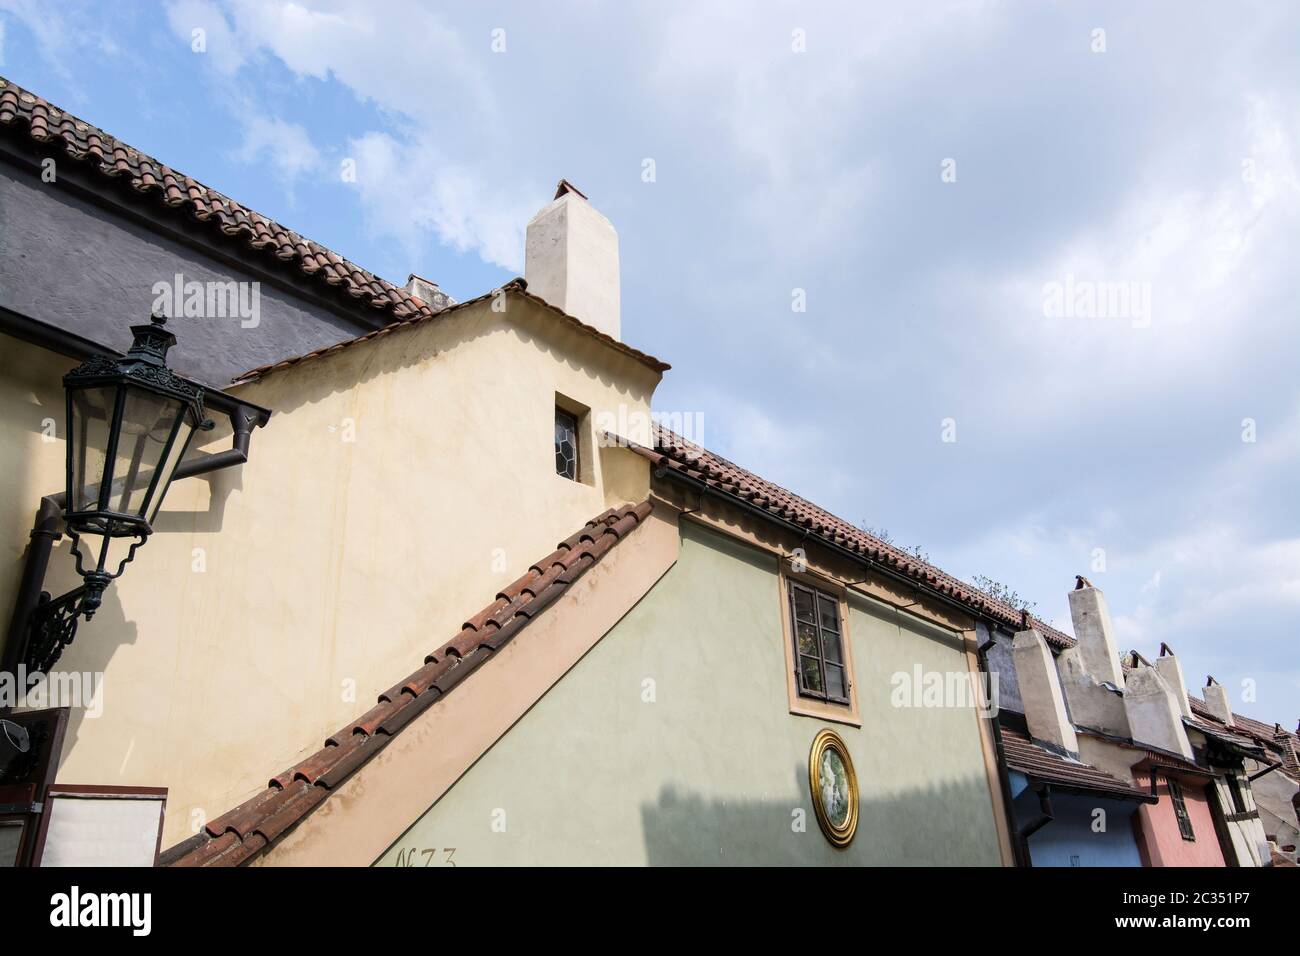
[[376, 520, 1004, 866]]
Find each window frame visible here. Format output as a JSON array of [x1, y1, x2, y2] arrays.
[[778, 565, 860, 727], [554, 406, 580, 482], [1166, 777, 1196, 842], [787, 580, 850, 704], [1225, 772, 1247, 815]]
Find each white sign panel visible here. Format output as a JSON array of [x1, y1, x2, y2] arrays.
[[39, 790, 165, 867]]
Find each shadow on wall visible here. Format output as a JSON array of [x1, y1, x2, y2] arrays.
[[640, 766, 1002, 866], [151, 418, 246, 538], [41, 584, 138, 763]]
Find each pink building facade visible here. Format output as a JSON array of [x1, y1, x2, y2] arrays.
[[1133, 772, 1226, 867]]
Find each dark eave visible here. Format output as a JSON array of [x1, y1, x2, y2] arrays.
[[0, 304, 269, 425]]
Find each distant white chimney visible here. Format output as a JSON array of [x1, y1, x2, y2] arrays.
[[1067, 576, 1125, 689], [524, 180, 621, 340], [1125, 664, 1195, 759], [1202, 677, 1235, 727], [404, 274, 454, 310], [1012, 627, 1079, 753], [1154, 643, 1192, 718]]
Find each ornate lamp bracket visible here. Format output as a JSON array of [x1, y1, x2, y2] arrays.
[[22, 526, 148, 675]]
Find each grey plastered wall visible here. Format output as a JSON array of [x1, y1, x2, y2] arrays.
[[377, 519, 1004, 866], [982, 622, 1025, 716], [0, 165, 366, 389]]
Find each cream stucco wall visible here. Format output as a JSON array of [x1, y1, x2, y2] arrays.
[[376, 518, 1005, 866], [0, 292, 660, 848], [0, 340, 71, 622]]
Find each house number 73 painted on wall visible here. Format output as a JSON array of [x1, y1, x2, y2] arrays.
[[394, 847, 457, 867]]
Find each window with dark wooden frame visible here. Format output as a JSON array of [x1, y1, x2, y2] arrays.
[[1226, 772, 1247, 815], [787, 580, 849, 704], [555, 407, 579, 480], [1167, 778, 1196, 841]]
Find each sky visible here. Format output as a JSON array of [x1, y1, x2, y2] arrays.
[[0, 1, 1295, 724]]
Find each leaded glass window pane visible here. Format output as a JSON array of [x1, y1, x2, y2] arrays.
[[555, 408, 578, 480]]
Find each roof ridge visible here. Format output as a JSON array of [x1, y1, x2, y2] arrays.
[[160, 500, 654, 867], [231, 277, 668, 384], [648, 424, 1074, 647]]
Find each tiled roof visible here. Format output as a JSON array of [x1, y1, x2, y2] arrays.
[[1187, 695, 1296, 766], [1185, 715, 1265, 754], [1076, 726, 1215, 777], [636, 427, 1076, 648], [232, 277, 669, 384], [1001, 727, 1153, 801], [159, 501, 654, 867], [0, 76, 453, 324], [0, 76, 670, 378]]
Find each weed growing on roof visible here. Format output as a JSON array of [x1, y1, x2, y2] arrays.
[[971, 575, 1037, 614]]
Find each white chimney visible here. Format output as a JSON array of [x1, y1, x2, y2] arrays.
[[1012, 627, 1079, 753], [1202, 677, 1235, 726], [1152, 644, 1192, 718], [1067, 576, 1125, 689], [524, 180, 620, 340], [1125, 664, 1195, 759], [404, 273, 454, 309]]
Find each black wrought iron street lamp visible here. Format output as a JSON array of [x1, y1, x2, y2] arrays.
[[24, 314, 210, 672]]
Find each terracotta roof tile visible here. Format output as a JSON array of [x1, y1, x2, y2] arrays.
[[0, 76, 669, 379], [161, 500, 654, 866], [1000, 727, 1154, 802], [1185, 694, 1295, 763], [637, 426, 1075, 647], [0, 76, 453, 325]]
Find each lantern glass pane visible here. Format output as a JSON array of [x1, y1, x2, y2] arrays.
[[145, 417, 194, 525], [67, 386, 117, 513], [107, 389, 182, 517]]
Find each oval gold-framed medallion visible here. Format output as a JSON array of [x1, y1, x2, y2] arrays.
[[809, 729, 858, 847]]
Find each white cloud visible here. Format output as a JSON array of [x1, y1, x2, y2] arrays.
[[992, 91, 1300, 414], [166, 0, 529, 271], [343, 130, 532, 272], [165, 0, 247, 75], [231, 114, 322, 185]]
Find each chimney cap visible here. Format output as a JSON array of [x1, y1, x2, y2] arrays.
[[1206, 675, 1219, 686], [1074, 574, 1094, 590], [1159, 641, 1174, 657], [554, 178, 589, 201]]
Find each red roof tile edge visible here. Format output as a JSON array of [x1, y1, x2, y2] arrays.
[[230, 277, 669, 385], [632, 426, 1076, 648], [159, 500, 653, 867], [1000, 727, 1154, 802], [0, 76, 669, 378]]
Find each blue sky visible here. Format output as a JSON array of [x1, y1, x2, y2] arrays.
[[1, 1, 1296, 723]]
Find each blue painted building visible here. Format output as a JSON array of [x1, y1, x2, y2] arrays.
[[1001, 721, 1153, 867]]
